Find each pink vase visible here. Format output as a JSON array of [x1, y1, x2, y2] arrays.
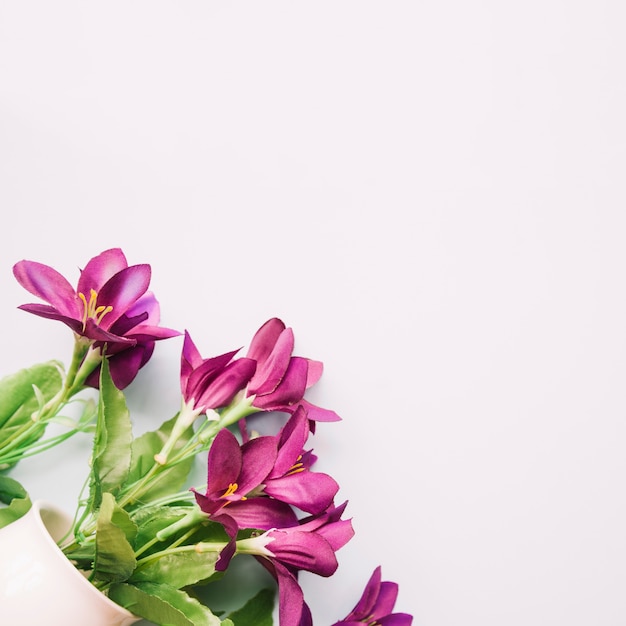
[[0, 500, 140, 626]]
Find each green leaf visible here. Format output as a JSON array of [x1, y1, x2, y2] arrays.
[[0, 361, 63, 429], [124, 415, 194, 505], [0, 475, 31, 529], [89, 359, 132, 509], [94, 492, 137, 582], [0, 361, 63, 465], [109, 582, 226, 626], [132, 505, 196, 553], [226, 588, 275, 626], [131, 549, 219, 588]]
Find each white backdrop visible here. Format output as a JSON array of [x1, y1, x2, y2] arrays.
[[1, 2, 626, 625]]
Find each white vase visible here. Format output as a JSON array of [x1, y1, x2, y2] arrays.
[[0, 500, 140, 626]]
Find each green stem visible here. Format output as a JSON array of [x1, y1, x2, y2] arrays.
[[155, 508, 209, 543], [0, 338, 98, 465], [135, 541, 225, 569]]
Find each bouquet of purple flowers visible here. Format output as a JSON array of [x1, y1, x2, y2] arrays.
[[0, 248, 412, 626]]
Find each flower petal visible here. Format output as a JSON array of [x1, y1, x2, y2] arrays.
[[205, 428, 242, 497], [17, 303, 83, 334], [305, 359, 323, 388], [248, 327, 294, 395], [346, 566, 382, 619], [377, 614, 414, 626], [253, 356, 308, 409], [271, 407, 309, 476], [267, 529, 339, 576], [77, 248, 128, 295], [372, 582, 400, 620], [97, 264, 152, 326], [238, 436, 278, 493], [194, 358, 256, 410], [180, 331, 203, 391], [246, 317, 286, 363], [264, 560, 307, 626], [185, 348, 241, 401], [226, 498, 299, 530], [264, 471, 339, 515], [297, 399, 342, 422], [13, 260, 80, 318], [86, 343, 155, 390]]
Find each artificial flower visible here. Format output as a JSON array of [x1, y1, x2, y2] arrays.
[[331, 566, 413, 625], [193, 426, 299, 532], [2, 250, 412, 626], [179, 330, 256, 415], [237, 501, 354, 626], [245, 318, 341, 423], [260, 406, 339, 515], [13, 248, 178, 388]]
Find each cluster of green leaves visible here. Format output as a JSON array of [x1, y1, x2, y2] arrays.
[[60, 359, 275, 626], [0, 361, 64, 469]]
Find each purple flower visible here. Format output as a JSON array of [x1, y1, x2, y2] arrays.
[[13, 248, 179, 388], [245, 318, 341, 423], [193, 427, 299, 567], [261, 406, 339, 515], [331, 566, 413, 626], [180, 330, 256, 414], [240, 502, 354, 626]]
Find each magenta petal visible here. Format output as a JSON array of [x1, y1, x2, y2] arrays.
[[248, 327, 294, 395], [253, 357, 308, 409], [269, 561, 307, 626], [316, 517, 354, 553], [106, 344, 154, 389], [206, 428, 242, 497], [348, 566, 382, 618], [271, 408, 309, 476], [195, 358, 256, 410], [267, 529, 339, 577], [82, 320, 137, 345], [377, 615, 413, 626], [98, 264, 151, 326], [211, 512, 239, 571], [124, 324, 180, 342], [226, 498, 299, 530], [13, 260, 80, 318], [305, 359, 323, 388], [17, 304, 83, 334], [185, 349, 241, 401], [77, 248, 128, 295], [264, 472, 339, 515], [180, 331, 203, 391], [299, 602, 313, 626], [372, 582, 401, 619], [297, 399, 342, 422], [125, 291, 160, 324], [238, 437, 278, 493], [182, 330, 203, 366], [246, 318, 286, 363], [336, 567, 412, 626], [109, 311, 149, 337]]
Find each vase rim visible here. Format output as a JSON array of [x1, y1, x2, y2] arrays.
[[29, 499, 138, 620]]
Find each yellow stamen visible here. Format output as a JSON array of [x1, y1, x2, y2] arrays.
[[78, 292, 89, 328], [222, 483, 238, 498], [287, 454, 306, 476], [287, 463, 305, 476], [77, 289, 113, 329], [220, 482, 247, 505], [96, 306, 113, 324]]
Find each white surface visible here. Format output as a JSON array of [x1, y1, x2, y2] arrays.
[[1, 2, 626, 625]]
